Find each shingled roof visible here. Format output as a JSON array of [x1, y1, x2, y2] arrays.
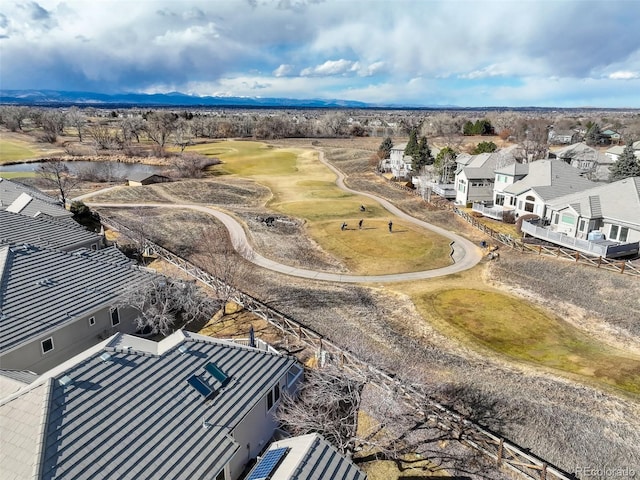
[[0, 331, 298, 480], [0, 210, 102, 251], [0, 178, 72, 219], [502, 160, 596, 201], [0, 244, 148, 355]]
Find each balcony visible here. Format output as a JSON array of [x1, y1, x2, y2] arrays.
[[472, 202, 515, 221], [521, 220, 639, 258]]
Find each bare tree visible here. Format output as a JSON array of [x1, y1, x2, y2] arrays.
[[87, 122, 119, 150], [37, 160, 79, 205], [120, 116, 145, 144], [145, 111, 177, 154], [277, 366, 366, 455], [0, 106, 30, 131], [40, 109, 66, 143], [66, 106, 87, 142], [174, 117, 193, 152], [117, 277, 221, 336]]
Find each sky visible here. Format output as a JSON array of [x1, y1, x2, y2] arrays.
[[0, 0, 639, 107]]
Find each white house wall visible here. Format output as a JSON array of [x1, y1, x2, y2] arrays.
[[514, 191, 546, 218], [0, 306, 139, 374], [229, 364, 303, 480]]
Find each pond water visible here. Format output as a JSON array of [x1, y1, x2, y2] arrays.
[[0, 161, 164, 180]]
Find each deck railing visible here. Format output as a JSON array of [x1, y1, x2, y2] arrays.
[[521, 221, 639, 258], [471, 202, 513, 221]]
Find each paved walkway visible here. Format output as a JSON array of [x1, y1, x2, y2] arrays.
[[83, 153, 483, 283]]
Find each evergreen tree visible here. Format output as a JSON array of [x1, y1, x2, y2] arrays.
[[463, 120, 475, 135], [609, 142, 640, 181], [377, 137, 393, 159], [435, 147, 458, 183], [585, 123, 602, 146], [472, 141, 498, 154], [404, 128, 420, 158], [412, 135, 433, 171]]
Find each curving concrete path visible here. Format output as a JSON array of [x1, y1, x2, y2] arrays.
[[83, 151, 483, 283]]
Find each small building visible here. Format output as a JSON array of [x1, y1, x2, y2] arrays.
[[0, 330, 303, 480], [605, 141, 640, 163], [245, 433, 366, 480], [455, 149, 517, 206], [548, 129, 579, 145], [127, 172, 172, 186], [380, 142, 413, 180]]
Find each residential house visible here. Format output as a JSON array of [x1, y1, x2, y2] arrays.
[[549, 142, 614, 181], [0, 210, 104, 251], [127, 172, 172, 186], [0, 330, 304, 480], [245, 433, 366, 480], [600, 129, 622, 145], [0, 244, 149, 373], [605, 141, 640, 163], [455, 148, 517, 206], [499, 160, 596, 219], [522, 177, 640, 258], [381, 143, 413, 179], [548, 129, 579, 145], [0, 178, 72, 221]]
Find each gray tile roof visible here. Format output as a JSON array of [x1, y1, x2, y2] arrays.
[[0, 178, 72, 219], [495, 162, 529, 176], [259, 433, 366, 480], [1, 331, 297, 480], [548, 176, 640, 227], [0, 210, 102, 251], [502, 160, 596, 201], [0, 244, 148, 354]]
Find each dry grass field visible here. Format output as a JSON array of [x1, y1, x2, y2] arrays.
[[0, 131, 61, 162]]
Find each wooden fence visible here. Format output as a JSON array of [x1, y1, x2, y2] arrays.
[[100, 214, 579, 480]]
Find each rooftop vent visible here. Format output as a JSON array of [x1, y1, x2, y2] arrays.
[[100, 352, 112, 362], [178, 345, 188, 355], [58, 375, 72, 386]]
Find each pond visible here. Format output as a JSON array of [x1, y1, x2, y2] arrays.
[[0, 161, 165, 181]]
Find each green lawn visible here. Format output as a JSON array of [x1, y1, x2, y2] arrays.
[[0, 171, 37, 179], [422, 288, 640, 395], [187, 140, 453, 275], [0, 138, 40, 163]]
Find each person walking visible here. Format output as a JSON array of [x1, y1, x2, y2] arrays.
[[358, 219, 363, 229], [388, 220, 393, 232], [341, 222, 347, 231]]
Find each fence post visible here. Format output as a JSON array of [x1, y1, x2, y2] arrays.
[[538, 245, 542, 255], [540, 463, 547, 480], [597, 256, 602, 268], [620, 262, 626, 274], [497, 438, 503, 465], [575, 252, 580, 262]]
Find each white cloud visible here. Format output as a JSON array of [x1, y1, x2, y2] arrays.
[[608, 71, 640, 80], [300, 59, 359, 77], [273, 64, 294, 77], [458, 64, 507, 80]]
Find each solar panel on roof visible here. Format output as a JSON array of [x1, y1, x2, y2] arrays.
[[205, 362, 229, 385], [247, 447, 289, 480], [187, 375, 214, 399]]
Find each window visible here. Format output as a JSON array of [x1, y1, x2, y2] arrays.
[[610, 225, 619, 239], [610, 225, 629, 242], [579, 219, 586, 232], [88, 316, 96, 327], [561, 214, 575, 225], [620, 227, 629, 242], [267, 384, 281, 411], [110, 307, 120, 327], [41, 337, 54, 354], [553, 213, 559, 225]]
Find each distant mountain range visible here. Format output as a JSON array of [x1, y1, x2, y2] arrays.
[[0, 89, 389, 108]]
